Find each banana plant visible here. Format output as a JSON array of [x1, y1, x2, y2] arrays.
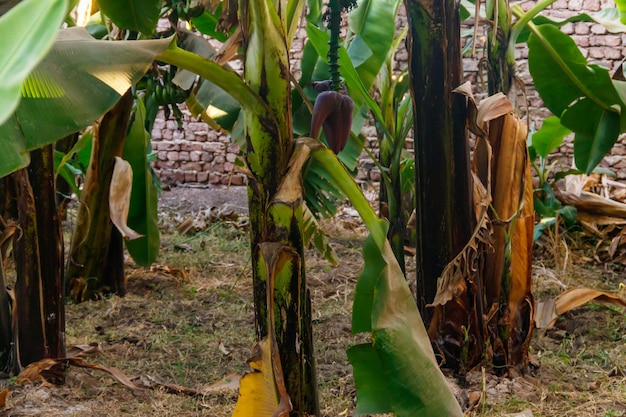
[[0, 13, 172, 372], [155, 1, 463, 414], [372, 29, 413, 274], [1, 0, 464, 413], [478, 0, 626, 174]]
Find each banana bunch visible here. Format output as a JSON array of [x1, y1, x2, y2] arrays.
[[140, 67, 189, 129], [150, 79, 188, 106], [140, 66, 189, 106]]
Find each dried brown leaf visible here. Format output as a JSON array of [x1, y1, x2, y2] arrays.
[[431, 174, 492, 307], [453, 82, 483, 137], [203, 372, 241, 392], [556, 187, 626, 218], [137, 373, 239, 396], [66, 343, 103, 358], [16, 358, 58, 385], [555, 288, 626, 315], [536, 288, 626, 329], [273, 140, 310, 205], [476, 93, 514, 133], [109, 157, 143, 240], [0, 387, 8, 408], [67, 357, 138, 390], [214, 27, 242, 65]]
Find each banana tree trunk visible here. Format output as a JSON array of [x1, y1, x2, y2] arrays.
[[241, 1, 318, 415], [0, 216, 16, 370], [10, 145, 65, 373], [405, 0, 473, 322], [67, 92, 133, 302], [12, 168, 45, 371], [28, 146, 65, 365]]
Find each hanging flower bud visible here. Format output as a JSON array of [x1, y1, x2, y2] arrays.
[[310, 90, 354, 154]]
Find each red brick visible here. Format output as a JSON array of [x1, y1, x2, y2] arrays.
[[184, 172, 197, 182], [209, 172, 221, 184], [230, 175, 245, 186], [181, 162, 202, 171], [197, 171, 209, 183], [573, 22, 589, 35]]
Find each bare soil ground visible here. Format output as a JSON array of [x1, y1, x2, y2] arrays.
[[1, 185, 625, 417]]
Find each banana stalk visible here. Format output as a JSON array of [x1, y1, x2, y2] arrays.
[[240, 0, 319, 414]]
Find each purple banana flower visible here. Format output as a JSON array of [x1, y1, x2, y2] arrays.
[[310, 89, 354, 154]]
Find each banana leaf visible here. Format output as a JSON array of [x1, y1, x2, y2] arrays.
[[0, 27, 173, 178], [528, 23, 626, 173], [122, 98, 160, 266], [96, 0, 160, 35], [304, 138, 463, 416], [0, 0, 67, 126]]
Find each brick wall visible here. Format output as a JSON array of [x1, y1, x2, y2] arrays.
[[150, 0, 626, 185]]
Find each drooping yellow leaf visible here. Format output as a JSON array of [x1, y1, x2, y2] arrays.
[[232, 338, 289, 417], [109, 156, 142, 240]]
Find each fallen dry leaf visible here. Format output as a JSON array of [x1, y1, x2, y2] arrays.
[[14, 344, 137, 391], [67, 357, 138, 390], [139, 372, 241, 396], [0, 388, 8, 408], [218, 342, 231, 356], [16, 358, 58, 385], [536, 288, 626, 329]]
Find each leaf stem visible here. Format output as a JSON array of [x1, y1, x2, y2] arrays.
[[509, 0, 557, 57], [156, 43, 273, 120]]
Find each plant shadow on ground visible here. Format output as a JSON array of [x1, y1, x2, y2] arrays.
[[1, 188, 625, 417]]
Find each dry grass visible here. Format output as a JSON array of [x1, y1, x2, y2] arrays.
[[2, 208, 625, 416]]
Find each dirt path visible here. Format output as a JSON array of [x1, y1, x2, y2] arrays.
[[159, 185, 249, 216]]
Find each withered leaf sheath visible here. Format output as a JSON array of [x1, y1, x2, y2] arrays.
[[310, 90, 354, 154]]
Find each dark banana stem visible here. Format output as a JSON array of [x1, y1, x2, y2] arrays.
[[327, 0, 342, 92]]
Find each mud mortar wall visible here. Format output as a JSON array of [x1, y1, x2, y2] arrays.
[[150, 0, 626, 186]]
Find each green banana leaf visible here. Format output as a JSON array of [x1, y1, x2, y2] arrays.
[[516, 8, 626, 44], [530, 115, 572, 160], [305, 138, 463, 416], [347, 0, 400, 89], [528, 24, 623, 117], [528, 24, 625, 173], [0, 27, 172, 178], [350, 234, 463, 416], [96, 0, 160, 35], [0, 0, 67, 126], [302, 203, 338, 265], [122, 98, 160, 266], [190, 7, 230, 42], [54, 129, 94, 197], [562, 98, 621, 173]]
